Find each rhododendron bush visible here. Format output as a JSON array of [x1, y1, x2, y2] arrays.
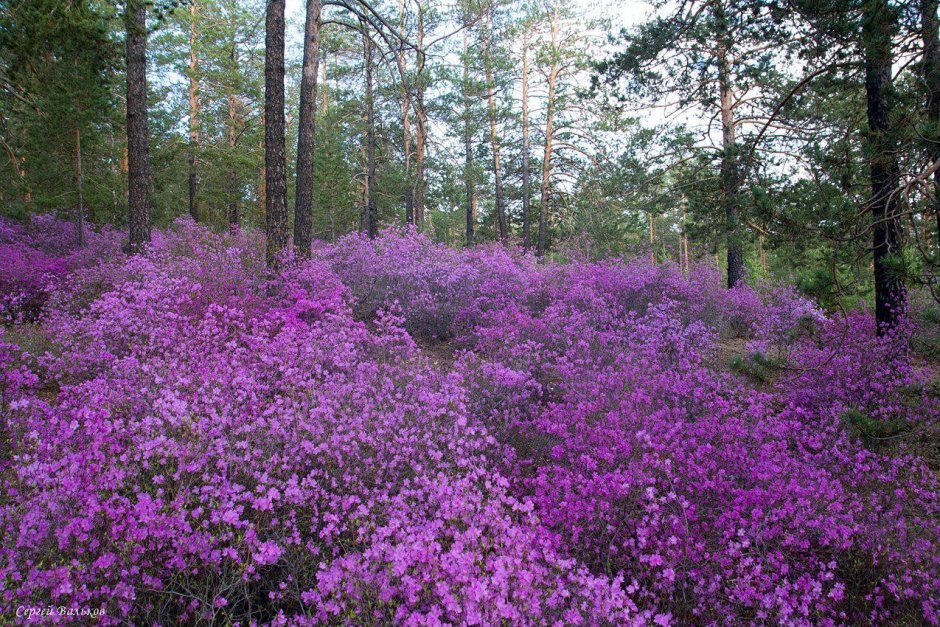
[[0, 215, 121, 324], [1, 217, 938, 625]]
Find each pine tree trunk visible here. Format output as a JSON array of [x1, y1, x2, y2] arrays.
[[649, 212, 655, 262], [681, 196, 689, 272], [228, 89, 239, 227], [716, 2, 743, 287], [397, 0, 414, 226], [403, 78, 414, 226], [462, 26, 476, 247], [415, 101, 427, 228], [483, 6, 507, 241], [258, 110, 265, 216], [363, 24, 378, 239], [264, 0, 288, 268], [320, 49, 328, 113], [75, 127, 85, 247], [521, 32, 531, 251], [125, 0, 151, 253], [414, 2, 427, 228], [188, 2, 200, 222], [537, 81, 554, 257], [864, 0, 904, 332], [227, 20, 239, 227], [293, 0, 322, 257], [537, 4, 560, 257], [921, 0, 940, 248]]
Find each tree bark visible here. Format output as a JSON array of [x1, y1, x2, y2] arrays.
[[413, 2, 427, 228], [649, 212, 655, 262], [265, 0, 288, 267], [462, 25, 476, 247], [75, 127, 85, 247], [403, 77, 414, 226], [294, 0, 322, 257], [537, 4, 560, 257], [125, 0, 151, 253], [227, 17, 240, 227], [716, 1, 744, 287], [521, 31, 531, 251], [228, 89, 239, 227], [483, 5, 507, 241], [922, 0, 940, 247], [320, 49, 328, 114], [188, 1, 200, 222], [258, 110, 265, 216], [864, 0, 904, 332], [397, 0, 414, 225], [363, 24, 378, 238], [681, 195, 689, 272]]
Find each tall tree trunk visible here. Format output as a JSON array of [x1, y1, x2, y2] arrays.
[[258, 107, 265, 216], [293, 0, 322, 257], [320, 49, 328, 114], [864, 0, 904, 332], [1, 134, 27, 204], [759, 234, 767, 274], [403, 79, 414, 225], [258, 111, 265, 217], [228, 90, 239, 227], [227, 17, 240, 227], [681, 195, 689, 272], [125, 0, 151, 253], [413, 2, 427, 228], [922, 0, 940, 247], [265, 0, 288, 267], [521, 31, 531, 251], [188, 1, 200, 221], [397, 0, 414, 225], [716, 1, 743, 287], [75, 127, 85, 247], [536, 74, 554, 257], [483, 5, 507, 241], [363, 24, 378, 238], [462, 25, 476, 247], [17, 125, 31, 204], [359, 142, 367, 233], [537, 6, 560, 257], [649, 212, 655, 262]]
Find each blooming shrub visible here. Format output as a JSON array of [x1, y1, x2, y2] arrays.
[[0, 215, 121, 323], [0, 220, 641, 625], [1, 219, 937, 624]]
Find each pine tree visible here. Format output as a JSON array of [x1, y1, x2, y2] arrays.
[[294, 0, 323, 256], [126, 0, 152, 252], [264, 0, 288, 267], [596, 0, 799, 285]]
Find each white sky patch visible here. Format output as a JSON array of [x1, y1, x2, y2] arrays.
[[284, 0, 655, 39]]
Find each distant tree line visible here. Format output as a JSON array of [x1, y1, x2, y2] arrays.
[[0, 0, 937, 330]]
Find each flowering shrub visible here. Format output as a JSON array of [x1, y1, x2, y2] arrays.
[[1, 219, 937, 624], [0, 215, 122, 323], [0, 220, 641, 625]]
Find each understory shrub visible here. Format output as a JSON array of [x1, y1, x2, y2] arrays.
[[1, 217, 937, 625]]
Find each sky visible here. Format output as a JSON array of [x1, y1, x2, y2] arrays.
[[282, 0, 655, 39]]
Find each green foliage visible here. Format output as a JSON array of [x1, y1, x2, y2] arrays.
[[911, 304, 940, 361], [729, 351, 781, 384], [840, 408, 909, 444], [2, 0, 940, 330], [0, 0, 120, 219]]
